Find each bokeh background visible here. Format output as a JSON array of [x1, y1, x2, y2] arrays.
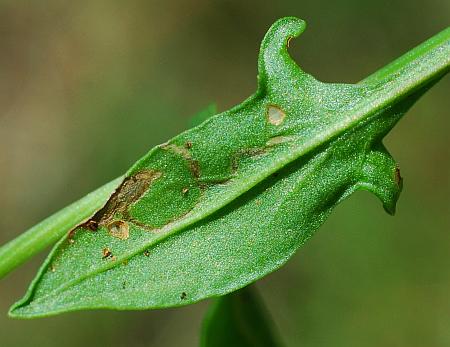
[[0, 1, 449, 346]]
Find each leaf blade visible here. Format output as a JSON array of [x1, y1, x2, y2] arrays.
[[8, 17, 450, 318]]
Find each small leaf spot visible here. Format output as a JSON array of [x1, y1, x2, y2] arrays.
[[101, 248, 117, 262], [267, 105, 286, 126], [180, 292, 187, 300], [182, 187, 189, 195], [144, 250, 150, 257], [184, 141, 193, 149], [108, 220, 130, 240], [102, 248, 112, 259]]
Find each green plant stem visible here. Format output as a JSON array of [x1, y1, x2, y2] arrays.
[[0, 26, 448, 281], [361, 27, 450, 84], [0, 177, 123, 279]]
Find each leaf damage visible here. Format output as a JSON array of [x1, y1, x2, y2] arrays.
[[7, 17, 450, 319]]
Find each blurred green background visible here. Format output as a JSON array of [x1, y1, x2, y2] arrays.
[[0, 1, 449, 346]]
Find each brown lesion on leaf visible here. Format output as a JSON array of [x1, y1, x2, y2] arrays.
[[108, 220, 129, 240], [161, 143, 192, 160], [162, 141, 230, 195], [94, 169, 162, 225], [266, 135, 296, 147], [189, 160, 201, 179], [84, 220, 99, 231], [102, 247, 112, 259], [231, 148, 267, 173], [102, 248, 117, 261], [68, 229, 76, 244], [162, 140, 267, 188], [394, 166, 402, 186], [162, 143, 202, 179], [267, 104, 286, 126], [125, 218, 155, 232], [78, 169, 162, 237]]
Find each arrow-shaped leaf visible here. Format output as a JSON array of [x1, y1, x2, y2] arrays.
[[7, 17, 450, 318]]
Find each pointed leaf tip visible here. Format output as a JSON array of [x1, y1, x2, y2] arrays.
[[258, 17, 306, 85], [357, 145, 403, 215]]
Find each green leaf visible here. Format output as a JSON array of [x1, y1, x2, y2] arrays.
[[200, 286, 282, 347], [7, 17, 450, 318]]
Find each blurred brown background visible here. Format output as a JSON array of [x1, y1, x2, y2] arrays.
[[0, 1, 449, 346]]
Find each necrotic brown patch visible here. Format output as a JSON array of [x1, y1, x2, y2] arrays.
[[102, 247, 112, 259], [395, 167, 402, 185], [79, 169, 162, 236]]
